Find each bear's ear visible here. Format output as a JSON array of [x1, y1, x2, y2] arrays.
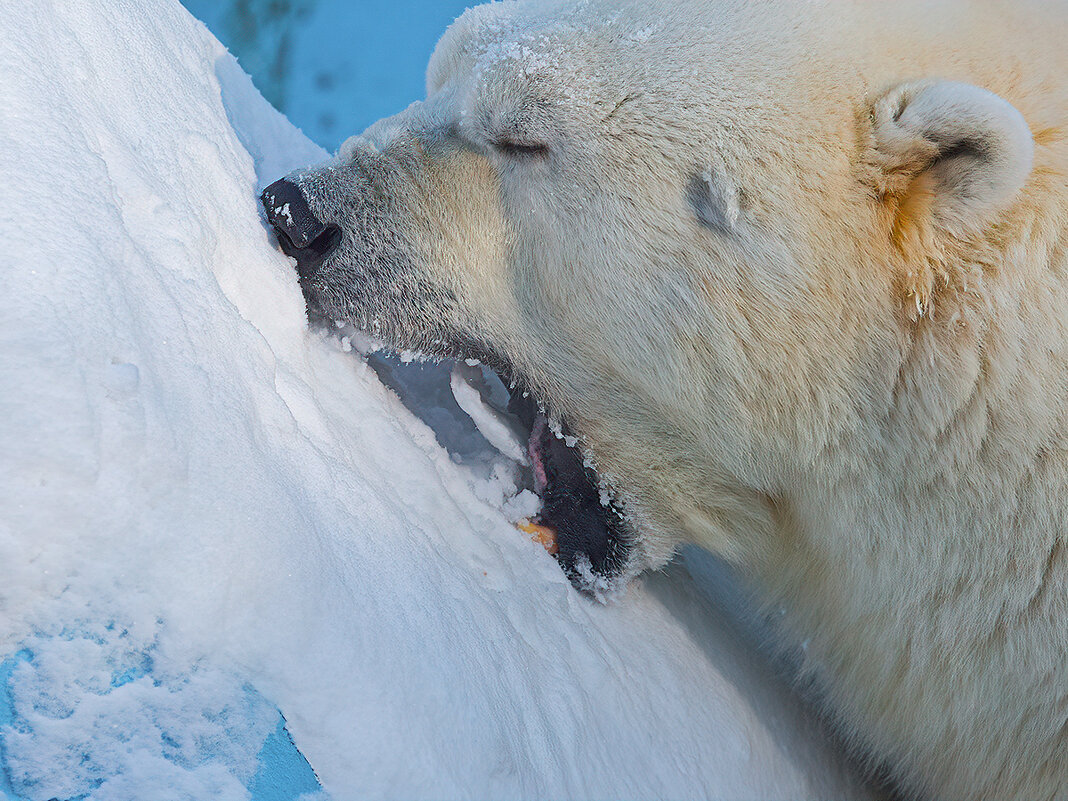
[[871, 80, 1033, 235], [868, 80, 1033, 313]]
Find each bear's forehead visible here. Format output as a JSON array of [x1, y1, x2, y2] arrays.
[[427, 0, 806, 118], [434, 4, 598, 91], [430, 0, 692, 98]]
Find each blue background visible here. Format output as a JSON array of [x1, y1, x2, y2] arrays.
[[181, 0, 475, 150]]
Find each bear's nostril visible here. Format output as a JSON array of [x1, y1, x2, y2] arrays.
[[295, 225, 342, 278], [260, 178, 341, 277]]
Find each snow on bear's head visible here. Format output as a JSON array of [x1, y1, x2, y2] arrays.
[[271, 0, 1037, 575]]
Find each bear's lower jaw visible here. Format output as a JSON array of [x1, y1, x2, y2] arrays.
[[506, 384, 635, 595]]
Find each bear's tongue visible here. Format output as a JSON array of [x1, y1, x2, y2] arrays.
[[527, 414, 550, 493]]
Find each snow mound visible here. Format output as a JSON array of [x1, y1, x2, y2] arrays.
[[0, 1, 869, 798]]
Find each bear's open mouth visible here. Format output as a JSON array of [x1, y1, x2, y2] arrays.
[[333, 319, 633, 592], [503, 384, 633, 590], [444, 348, 634, 593]]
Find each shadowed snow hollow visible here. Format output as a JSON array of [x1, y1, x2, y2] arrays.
[[0, 1, 870, 798]]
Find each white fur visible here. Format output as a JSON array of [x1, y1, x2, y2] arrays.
[[872, 80, 1035, 236], [296, 1, 1068, 798]]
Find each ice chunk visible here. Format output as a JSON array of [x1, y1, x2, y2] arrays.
[[450, 362, 530, 464]]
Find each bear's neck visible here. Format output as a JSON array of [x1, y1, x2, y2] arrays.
[[757, 283, 1068, 798]]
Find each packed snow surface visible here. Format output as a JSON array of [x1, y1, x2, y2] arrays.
[[0, 1, 870, 798]]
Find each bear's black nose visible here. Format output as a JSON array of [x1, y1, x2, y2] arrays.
[[260, 178, 341, 278]]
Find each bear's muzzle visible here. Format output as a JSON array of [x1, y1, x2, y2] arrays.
[[261, 178, 342, 278]]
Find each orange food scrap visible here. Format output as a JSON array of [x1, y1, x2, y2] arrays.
[[518, 519, 558, 555]]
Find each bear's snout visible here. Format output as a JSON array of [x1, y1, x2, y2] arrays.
[[261, 178, 341, 278]]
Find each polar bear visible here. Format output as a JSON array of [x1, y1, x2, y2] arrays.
[[261, 1, 1068, 798]]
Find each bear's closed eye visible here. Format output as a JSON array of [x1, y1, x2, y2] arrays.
[[495, 139, 549, 157]]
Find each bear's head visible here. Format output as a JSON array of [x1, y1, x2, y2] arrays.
[[261, 0, 1036, 589]]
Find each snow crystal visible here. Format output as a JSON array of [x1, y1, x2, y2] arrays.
[[275, 202, 294, 227], [626, 23, 664, 44], [502, 489, 541, 522]]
